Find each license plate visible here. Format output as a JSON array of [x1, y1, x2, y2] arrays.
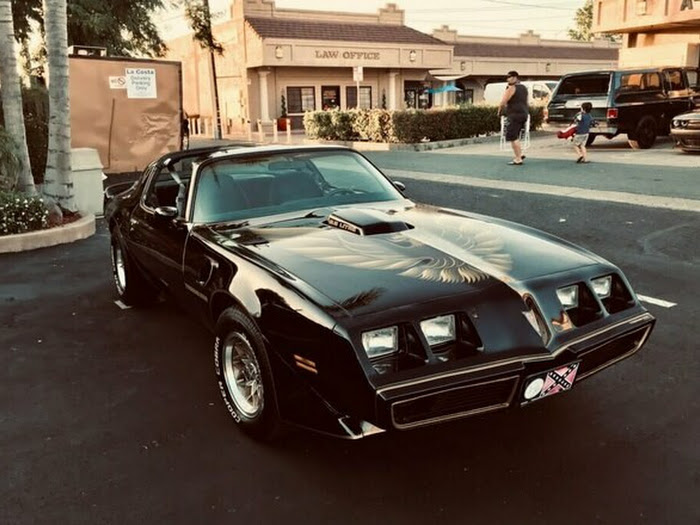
[[521, 362, 580, 405]]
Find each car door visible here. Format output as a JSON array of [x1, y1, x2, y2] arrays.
[[128, 165, 190, 301]]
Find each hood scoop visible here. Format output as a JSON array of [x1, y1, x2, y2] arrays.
[[326, 208, 412, 236]]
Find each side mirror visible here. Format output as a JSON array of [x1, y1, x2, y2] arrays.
[[392, 180, 406, 192], [155, 206, 178, 219]]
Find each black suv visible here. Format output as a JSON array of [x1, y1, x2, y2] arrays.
[[544, 67, 700, 149]]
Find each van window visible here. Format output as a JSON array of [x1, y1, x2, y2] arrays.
[[618, 72, 662, 92], [664, 70, 684, 91], [556, 74, 610, 96]]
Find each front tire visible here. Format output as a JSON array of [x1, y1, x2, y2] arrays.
[[214, 307, 281, 440], [110, 229, 157, 306]]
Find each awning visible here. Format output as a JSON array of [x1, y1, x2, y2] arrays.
[[427, 85, 463, 94]]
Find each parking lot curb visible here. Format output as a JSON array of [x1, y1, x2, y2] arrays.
[[0, 212, 96, 253]]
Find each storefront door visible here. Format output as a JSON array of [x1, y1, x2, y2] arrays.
[[322, 86, 340, 110]]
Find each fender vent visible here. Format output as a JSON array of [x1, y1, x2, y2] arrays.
[[326, 209, 412, 236]]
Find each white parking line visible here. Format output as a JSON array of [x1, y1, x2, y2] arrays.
[[637, 294, 677, 308], [114, 300, 132, 310]]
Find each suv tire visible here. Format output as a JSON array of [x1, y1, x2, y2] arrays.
[[628, 116, 657, 149]]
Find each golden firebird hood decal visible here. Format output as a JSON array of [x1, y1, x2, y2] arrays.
[[246, 209, 513, 285]]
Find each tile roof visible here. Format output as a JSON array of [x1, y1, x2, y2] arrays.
[[246, 17, 446, 46], [453, 42, 618, 60]]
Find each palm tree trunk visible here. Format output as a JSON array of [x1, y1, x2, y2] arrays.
[[0, 0, 36, 195], [42, 0, 75, 213]]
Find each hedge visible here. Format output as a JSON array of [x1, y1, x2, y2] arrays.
[[0, 87, 49, 184], [304, 105, 544, 144]]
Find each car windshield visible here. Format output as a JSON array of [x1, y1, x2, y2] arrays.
[[191, 149, 405, 223]]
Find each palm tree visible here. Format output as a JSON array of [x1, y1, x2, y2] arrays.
[[42, 0, 75, 214], [0, 0, 37, 195]]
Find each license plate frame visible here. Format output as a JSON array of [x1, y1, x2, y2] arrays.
[[521, 362, 580, 405]]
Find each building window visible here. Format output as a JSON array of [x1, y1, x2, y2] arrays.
[[455, 88, 473, 105], [287, 87, 315, 113], [346, 86, 372, 109]]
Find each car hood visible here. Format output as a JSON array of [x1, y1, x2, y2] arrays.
[[204, 203, 602, 316], [674, 110, 700, 120]]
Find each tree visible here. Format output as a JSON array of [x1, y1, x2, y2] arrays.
[[569, 0, 620, 42], [14, 0, 167, 58], [0, 0, 37, 195], [184, 0, 223, 138], [568, 0, 593, 41], [42, 0, 75, 215]]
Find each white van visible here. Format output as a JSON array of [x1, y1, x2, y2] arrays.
[[482, 81, 556, 105]]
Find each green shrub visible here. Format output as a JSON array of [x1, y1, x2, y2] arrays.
[[0, 190, 49, 235], [303, 105, 544, 144], [0, 87, 49, 184]]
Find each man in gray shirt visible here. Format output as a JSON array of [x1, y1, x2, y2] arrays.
[[497, 70, 529, 165]]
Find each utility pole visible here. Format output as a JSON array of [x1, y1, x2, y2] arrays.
[[202, 0, 222, 139]]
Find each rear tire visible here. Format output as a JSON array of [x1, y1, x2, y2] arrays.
[[628, 117, 657, 149], [110, 228, 157, 306], [585, 134, 596, 147], [214, 307, 281, 441]]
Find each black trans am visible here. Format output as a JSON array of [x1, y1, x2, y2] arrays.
[[105, 145, 655, 440]]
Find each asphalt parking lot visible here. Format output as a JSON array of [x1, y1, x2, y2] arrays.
[[2, 139, 698, 524]]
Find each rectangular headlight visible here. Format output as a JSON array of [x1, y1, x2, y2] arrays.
[[591, 275, 612, 298], [362, 326, 398, 359], [420, 314, 456, 347], [556, 285, 579, 309]]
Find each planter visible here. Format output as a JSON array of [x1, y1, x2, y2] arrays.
[[0, 213, 96, 253], [277, 118, 288, 132]]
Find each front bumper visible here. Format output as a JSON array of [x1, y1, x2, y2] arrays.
[[670, 129, 700, 151], [372, 312, 654, 430]]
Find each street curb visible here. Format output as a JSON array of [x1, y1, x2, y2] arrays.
[[0, 213, 96, 253]]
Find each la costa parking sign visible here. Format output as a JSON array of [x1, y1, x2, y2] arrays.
[[125, 68, 157, 99]]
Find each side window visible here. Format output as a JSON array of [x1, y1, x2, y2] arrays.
[[643, 73, 661, 90], [144, 167, 177, 209], [664, 69, 690, 98], [664, 70, 684, 91]]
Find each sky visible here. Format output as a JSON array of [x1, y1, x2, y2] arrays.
[[273, 0, 587, 40]]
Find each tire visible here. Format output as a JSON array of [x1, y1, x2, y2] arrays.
[[628, 117, 657, 149], [585, 134, 596, 147], [214, 307, 281, 440], [109, 228, 157, 306]]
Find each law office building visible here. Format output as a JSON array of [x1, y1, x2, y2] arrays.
[[161, 0, 454, 134]]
